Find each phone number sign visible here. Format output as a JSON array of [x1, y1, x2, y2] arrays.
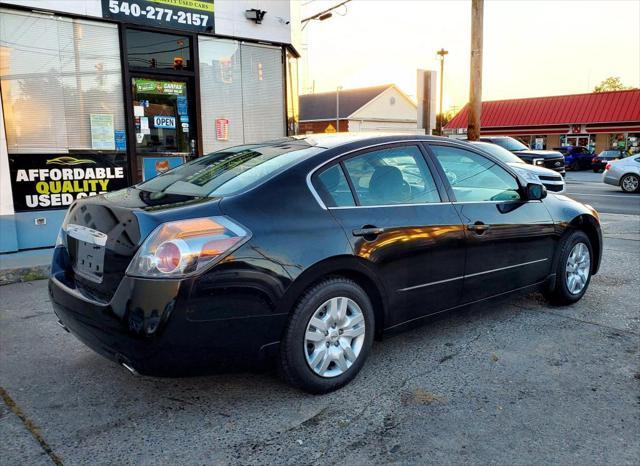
[[103, 0, 214, 32]]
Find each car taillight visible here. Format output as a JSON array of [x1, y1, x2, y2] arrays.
[[605, 163, 612, 171], [126, 216, 250, 278], [592, 157, 597, 163]]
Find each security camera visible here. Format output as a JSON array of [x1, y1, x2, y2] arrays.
[[245, 9, 267, 24]]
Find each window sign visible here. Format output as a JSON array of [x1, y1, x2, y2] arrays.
[[135, 79, 186, 96], [142, 156, 185, 181], [8, 154, 128, 211], [103, 0, 214, 33], [90, 114, 116, 150], [115, 130, 127, 151], [154, 116, 176, 129]]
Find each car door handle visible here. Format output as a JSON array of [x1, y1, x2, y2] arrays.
[[352, 227, 385, 238], [466, 221, 490, 234]]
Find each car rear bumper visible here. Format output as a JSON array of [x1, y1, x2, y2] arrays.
[[603, 172, 619, 186], [49, 270, 287, 376]]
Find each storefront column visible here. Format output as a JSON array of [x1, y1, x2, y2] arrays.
[[595, 133, 609, 154], [546, 134, 560, 149], [0, 97, 19, 252]]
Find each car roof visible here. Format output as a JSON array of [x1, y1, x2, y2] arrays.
[[466, 140, 494, 147], [289, 132, 445, 149]]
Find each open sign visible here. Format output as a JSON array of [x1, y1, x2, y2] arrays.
[[153, 116, 176, 129]]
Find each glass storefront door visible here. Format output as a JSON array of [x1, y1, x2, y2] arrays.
[[131, 76, 196, 180], [125, 28, 197, 181]]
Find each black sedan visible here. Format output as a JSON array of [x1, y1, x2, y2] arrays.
[[50, 135, 602, 393], [591, 149, 622, 172]]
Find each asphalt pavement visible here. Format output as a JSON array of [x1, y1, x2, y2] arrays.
[[1, 212, 639, 465], [564, 170, 640, 215]]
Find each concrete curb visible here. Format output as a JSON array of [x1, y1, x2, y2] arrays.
[[0, 248, 53, 286], [0, 265, 50, 286]]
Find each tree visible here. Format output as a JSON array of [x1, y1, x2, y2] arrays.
[[593, 77, 634, 92]]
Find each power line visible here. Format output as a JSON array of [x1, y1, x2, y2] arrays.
[[301, 0, 352, 23]]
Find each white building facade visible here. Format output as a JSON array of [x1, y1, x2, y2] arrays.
[[0, 0, 300, 252]]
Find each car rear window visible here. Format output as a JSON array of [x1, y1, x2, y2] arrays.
[[138, 141, 324, 197]]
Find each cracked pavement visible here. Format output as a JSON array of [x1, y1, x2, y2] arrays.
[[1, 213, 639, 465]]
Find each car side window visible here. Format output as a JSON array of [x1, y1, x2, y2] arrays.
[[430, 145, 521, 202], [315, 164, 356, 207], [341, 145, 440, 206]]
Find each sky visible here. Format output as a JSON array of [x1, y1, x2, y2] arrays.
[[299, 0, 640, 112]]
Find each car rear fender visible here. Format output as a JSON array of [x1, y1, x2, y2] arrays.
[[276, 255, 390, 339]]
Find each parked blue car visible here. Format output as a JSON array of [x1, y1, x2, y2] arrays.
[[553, 146, 594, 170]]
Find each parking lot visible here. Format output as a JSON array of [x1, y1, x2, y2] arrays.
[[564, 170, 640, 215], [1, 208, 638, 465]]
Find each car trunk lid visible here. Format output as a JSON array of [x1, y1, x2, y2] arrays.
[[61, 187, 222, 302]]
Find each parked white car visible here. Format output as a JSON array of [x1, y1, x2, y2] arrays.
[[467, 141, 565, 193], [603, 156, 640, 193]]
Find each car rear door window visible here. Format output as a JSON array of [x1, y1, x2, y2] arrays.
[[315, 164, 356, 207], [430, 145, 521, 202], [341, 145, 440, 206]]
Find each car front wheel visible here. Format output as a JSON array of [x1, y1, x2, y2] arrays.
[[620, 173, 640, 193], [279, 277, 374, 393], [545, 230, 593, 305]]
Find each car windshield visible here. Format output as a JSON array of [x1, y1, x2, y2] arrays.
[[599, 150, 620, 158], [490, 137, 529, 151], [137, 140, 323, 197], [470, 142, 525, 164]]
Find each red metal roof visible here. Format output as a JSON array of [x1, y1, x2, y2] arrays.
[[445, 89, 640, 129]]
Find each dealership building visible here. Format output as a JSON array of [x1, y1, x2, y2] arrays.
[[444, 89, 640, 153], [0, 0, 300, 253]]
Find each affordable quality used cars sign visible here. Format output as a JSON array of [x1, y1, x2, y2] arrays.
[[9, 154, 129, 212]]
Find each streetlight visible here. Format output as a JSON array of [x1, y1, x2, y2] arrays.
[[336, 85, 343, 132], [436, 48, 448, 136]]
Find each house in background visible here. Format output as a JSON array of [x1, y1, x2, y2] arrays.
[[299, 84, 422, 134]]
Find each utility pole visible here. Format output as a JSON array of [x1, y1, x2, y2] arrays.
[[436, 48, 448, 136], [467, 0, 484, 141], [336, 86, 343, 132]]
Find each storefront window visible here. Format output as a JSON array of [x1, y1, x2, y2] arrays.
[[127, 29, 192, 71], [531, 135, 547, 150], [627, 133, 640, 156], [240, 44, 285, 143], [198, 38, 285, 153], [0, 9, 125, 153], [198, 38, 244, 152]]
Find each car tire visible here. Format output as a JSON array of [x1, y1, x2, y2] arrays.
[[620, 173, 640, 193], [279, 277, 374, 394], [592, 168, 599, 173], [545, 230, 593, 305]]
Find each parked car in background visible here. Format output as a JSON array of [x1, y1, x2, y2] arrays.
[[591, 150, 622, 172], [468, 141, 565, 193], [553, 146, 593, 171], [472, 136, 565, 176], [49, 134, 602, 393], [603, 156, 640, 193]]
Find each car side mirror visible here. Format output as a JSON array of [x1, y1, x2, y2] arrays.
[[526, 182, 547, 200]]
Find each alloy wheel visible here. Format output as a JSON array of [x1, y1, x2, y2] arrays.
[[304, 297, 366, 378], [565, 242, 591, 295], [621, 175, 639, 192]]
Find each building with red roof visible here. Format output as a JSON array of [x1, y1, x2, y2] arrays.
[[444, 89, 640, 154]]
